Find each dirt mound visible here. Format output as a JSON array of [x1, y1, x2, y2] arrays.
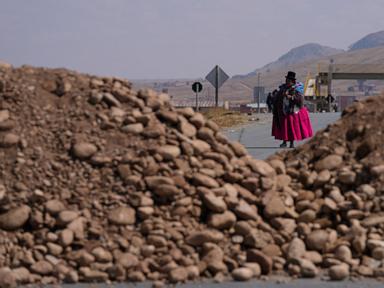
[[0, 65, 384, 286]]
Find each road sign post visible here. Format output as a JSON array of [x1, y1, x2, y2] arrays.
[[205, 65, 229, 107], [192, 82, 203, 111]]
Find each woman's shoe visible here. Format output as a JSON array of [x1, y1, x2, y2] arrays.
[[280, 142, 287, 148], [289, 143, 295, 148]]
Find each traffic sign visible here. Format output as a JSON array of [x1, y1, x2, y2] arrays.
[[205, 65, 230, 107], [192, 82, 203, 93], [205, 65, 229, 89]]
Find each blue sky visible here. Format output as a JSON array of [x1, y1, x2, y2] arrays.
[[1, 0, 383, 79]]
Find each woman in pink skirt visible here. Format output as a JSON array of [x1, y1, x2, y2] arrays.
[[272, 71, 313, 148]]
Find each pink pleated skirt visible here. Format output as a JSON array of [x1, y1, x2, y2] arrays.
[[272, 107, 313, 141]]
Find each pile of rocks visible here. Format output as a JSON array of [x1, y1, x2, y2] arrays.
[[0, 65, 383, 287]]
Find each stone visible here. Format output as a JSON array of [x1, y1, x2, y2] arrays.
[[229, 142, 248, 157], [299, 259, 318, 278], [117, 253, 138, 269], [153, 184, 180, 197], [329, 264, 349, 280], [179, 119, 197, 138], [58, 210, 79, 224], [0, 205, 31, 230], [232, 267, 254, 281], [338, 170, 356, 184], [287, 238, 306, 260], [45, 200, 65, 215], [234, 200, 258, 221], [0, 110, 10, 123], [12, 267, 30, 284], [72, 143, 97, 159], [0, 133, 20, 147], [306, 230, 329, 251], [108, 206, 136, 225], [80, 267, 108, 282], [246, 250, 272, 275], [334, 245, 352, 262], [0, 268, 16, 288], [186, 230, 223, 246], [92, 247, 113, 263], [157, 145, 181, 160], [314, 155, 343, 171], [103, 92, 121, 107], [247, 159, 276, 177], [190, 113, 206, 128], [201, 192, 227, 213], [121, 123, 144, 134], [59, 229, 74, 246], [264, 196, 285, 218], [30, 260, 53, 275], [191, 140, 211, 154], [169, 267, 189, 283], [208, 211, 236, 230], [193, 173, 219, 188]]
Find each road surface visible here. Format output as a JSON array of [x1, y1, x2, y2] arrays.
[[224, 112, 341, 159]]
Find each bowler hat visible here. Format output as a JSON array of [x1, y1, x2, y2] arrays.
[[285, 71, 296, 80]]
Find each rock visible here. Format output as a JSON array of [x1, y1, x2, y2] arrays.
[[0, 268, 16, 288], [0, 110, 10, 123], [314, 155, 343, 171], [306, 230, 329, 251], [179, 119, 197, 138], [72, 143, 98, 159], [108, 206, 136, 225], [361, 215, 384, 227], [12, 267, 30, 284], [207, 211, 236, 230], [201, 192, 227, 212], [194, 173, 219, 188], [157, 145, 181, 160], [329, 264, 349, 280], [117, 253, 139, 269], [45, 200, 65, 215], [191, 139, 211, 154], [234, 200, 258, 221], [287, 238, 306, 260], [190, 113, 206, 128], [371, 247, 384, 260], [80, 267, 109, 282], [186, 230, 223, 246], [0, 133, 20, 147], [243, 262, 261, 277], [30, 260, 53, 275], [153, 184, 180, 197], [59, 229, 74, 246], [58, 210, 79, 224], [247, 159, 276, 177], [121, 123, 144, 134], [91, 247, 113, 263], [103, 92, 121, 107], [264, 196, 285, 218], [246, 250, 272, 275], [299, 259, 318, 278], [169, 267, 189, 283], [338, 170, 356, 184], [334, 245, 352, 262], [229, 142, 248, 157], [0, 205, 31, 230], [232, 267, 254, 281]]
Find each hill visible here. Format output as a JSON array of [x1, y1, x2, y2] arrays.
[[350, 30, 384, 51], [240, 43, 343, 78]]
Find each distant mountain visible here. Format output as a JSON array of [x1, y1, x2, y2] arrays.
[[236, 43, 343, 78], [350, 30, 384, 51]]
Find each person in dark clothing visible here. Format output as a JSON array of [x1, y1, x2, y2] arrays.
[[266, 92, 273, 113]]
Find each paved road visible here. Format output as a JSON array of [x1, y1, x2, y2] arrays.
[[224, 113, 341, 159]]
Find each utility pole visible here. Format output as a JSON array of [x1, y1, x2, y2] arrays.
[[257, 73, 261, 113], [327, 59, 334, 112]]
